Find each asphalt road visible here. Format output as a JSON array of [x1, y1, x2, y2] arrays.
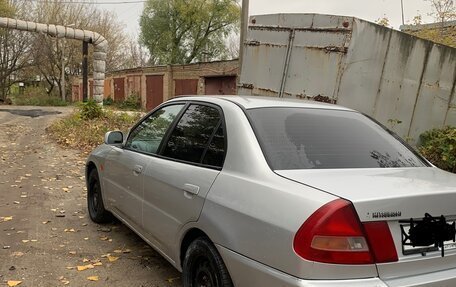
[[0, 106, 181, 287]]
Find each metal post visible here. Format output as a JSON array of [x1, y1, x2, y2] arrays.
[[61, 39, 66, 101], [238, 0, 249, 85], [401, 0, 405, 25], [82, 41, 88, 102]]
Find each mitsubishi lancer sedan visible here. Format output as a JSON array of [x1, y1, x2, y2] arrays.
[[86, 96, 456, 287]]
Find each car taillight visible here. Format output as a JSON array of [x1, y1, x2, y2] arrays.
[[293, 199, 398, 265]]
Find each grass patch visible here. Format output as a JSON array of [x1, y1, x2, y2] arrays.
[[48, 109, 142, 153], [12, 86, 68, 106]]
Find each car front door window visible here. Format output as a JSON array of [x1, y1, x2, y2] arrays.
[[125, 104, 185, 154]]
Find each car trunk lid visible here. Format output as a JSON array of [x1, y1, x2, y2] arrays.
[[277, 167, 456, 281]]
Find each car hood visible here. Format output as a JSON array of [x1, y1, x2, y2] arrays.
[[276, 167, 456, 221]]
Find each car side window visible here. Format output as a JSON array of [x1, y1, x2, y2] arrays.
[[162, 104, 223, 165], [202, 123, 226, 168], [125, 104, 185, 154]]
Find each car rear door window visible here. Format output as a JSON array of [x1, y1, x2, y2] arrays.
[[125, 104, 185, 154], [162, 104, 223, 165], [202, 123, 225, 168], [247, 108, 426, 170]]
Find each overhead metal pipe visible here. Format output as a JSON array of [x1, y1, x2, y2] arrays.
[[0, 17, 107, 104]]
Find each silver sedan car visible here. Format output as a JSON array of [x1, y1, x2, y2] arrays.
[[86, 96, 456, 287]]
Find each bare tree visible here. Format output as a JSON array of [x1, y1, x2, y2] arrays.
[[427, 0, 456, 22], [226, 33, 240, 60], [27, 1, 129, 100], [0, 0, 33, 102], [123, 38, 149, 69]]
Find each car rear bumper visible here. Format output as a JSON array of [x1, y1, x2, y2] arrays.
[[382, 266, 456, 287], [216, 244, 388, 287], [218, 244, 456, 287]]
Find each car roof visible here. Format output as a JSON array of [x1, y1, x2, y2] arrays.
[[171, 95, 353, 111]]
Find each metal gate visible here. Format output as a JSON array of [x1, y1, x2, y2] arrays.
[[205, 76, 237, 95], [113, 78, 125, 102], [175, 79, 198, 96], [146, 75, 164, 111]]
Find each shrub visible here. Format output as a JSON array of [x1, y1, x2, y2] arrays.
[[419, 127, 456, 173], [103, 96, 114, 106], [78, 100, 103, 120], [47, 110, 142, 152], [119, 92, 141, 110]]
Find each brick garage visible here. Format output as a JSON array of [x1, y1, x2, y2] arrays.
[[72, 60, 239, 111]]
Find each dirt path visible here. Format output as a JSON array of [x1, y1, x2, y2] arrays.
[[0, 106, 181, 287]]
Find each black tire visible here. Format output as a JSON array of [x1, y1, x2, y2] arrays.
[[183, 237, 233, 287], [87, 168, 112, 223]]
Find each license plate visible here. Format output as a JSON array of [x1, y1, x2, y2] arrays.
[[401, 224, 456, 255], [400, 214, 456, 257]]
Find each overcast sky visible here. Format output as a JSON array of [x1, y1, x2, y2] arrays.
[[96, 0, 436, 38]]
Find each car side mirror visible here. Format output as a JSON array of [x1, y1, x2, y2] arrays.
[[104, 131, 124, 146]]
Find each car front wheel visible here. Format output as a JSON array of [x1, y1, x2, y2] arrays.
[[183, 237, 233, 287], [87, 168, 112, 223]]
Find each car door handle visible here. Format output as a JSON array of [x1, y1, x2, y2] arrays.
[[183, 184, 200, 197], [133, 165, 143, 175]]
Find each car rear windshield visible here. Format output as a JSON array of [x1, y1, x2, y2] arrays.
[[247, 108, 426, 170]]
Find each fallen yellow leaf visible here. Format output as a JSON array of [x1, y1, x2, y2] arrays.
[[167, 277, 180, 283], [69, 251, 76, 255], [3, 216, 13, 222], [107, 255, 119, 262], [87, 276, 99, 281], [83, 258, 89, 263], [21, 240, 29, 243], [93, 262, 102, 266], [77, 264, 94, 271], [7, 281, 22, 287]]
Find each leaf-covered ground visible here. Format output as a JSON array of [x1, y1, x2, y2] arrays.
[[0, 106, 180, 286]]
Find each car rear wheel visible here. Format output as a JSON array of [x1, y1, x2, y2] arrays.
[[183, 237, 233, 287], [87, 168, 112, 224]]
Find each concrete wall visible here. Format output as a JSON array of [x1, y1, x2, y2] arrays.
[[239, 14, 456, 144]]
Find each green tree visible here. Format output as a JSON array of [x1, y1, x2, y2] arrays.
[[140, 0, 240, 64]]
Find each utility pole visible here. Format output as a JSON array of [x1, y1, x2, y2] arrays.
[[238, 0, 249, 85]]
